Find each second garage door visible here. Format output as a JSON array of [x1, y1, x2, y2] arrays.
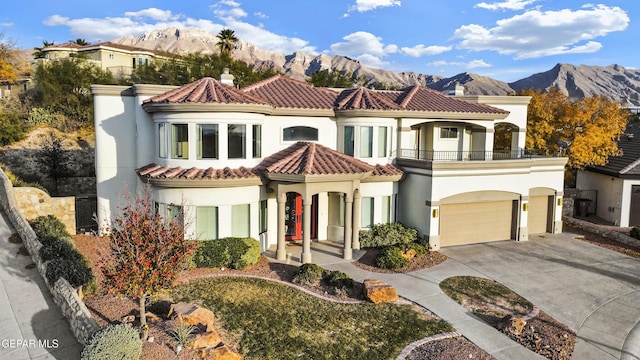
[[528, 195, 550, 234], [440, 200, 514, 246]]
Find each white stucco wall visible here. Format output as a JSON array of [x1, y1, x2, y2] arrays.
[[576, 170, 625, 225]]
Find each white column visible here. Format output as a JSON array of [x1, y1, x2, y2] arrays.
[[352, 190, 361, 250], [276, 193, 286, 261], [301, 197, 312, 264], [343, 195, 353, 260]]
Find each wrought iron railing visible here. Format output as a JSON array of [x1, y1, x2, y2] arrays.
[[397, 149, 533, 161]]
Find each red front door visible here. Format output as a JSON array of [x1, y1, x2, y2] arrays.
[[285, 193, 303, 241]]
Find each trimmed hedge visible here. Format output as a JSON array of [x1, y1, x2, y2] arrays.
[[359, 222, 418, 249], [324, 270, 354, 289], [631, 226, 640, 240], [192, 237, 261, 270], [29, 215, 72, 242], [375, 246, 410, 270], [81, 323, 142, 360], [292, 263, 325, 286]]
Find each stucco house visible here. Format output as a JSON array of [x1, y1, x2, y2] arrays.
[[36, 41, 162, 80], [91, 71, 567, 263], [576, 121, 640, 227]]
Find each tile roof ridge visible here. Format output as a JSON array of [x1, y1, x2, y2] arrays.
[[398, 85, 421, 108], [241, 75, 283, 91], [304, 142, 316, 174], [620, 157, 640, 174]]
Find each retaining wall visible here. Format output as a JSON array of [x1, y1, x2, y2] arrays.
[[13, 187, 76, 235], [0, 170, 99, 345]]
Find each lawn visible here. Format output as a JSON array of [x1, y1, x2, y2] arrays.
[[171, 276, 453, 360]]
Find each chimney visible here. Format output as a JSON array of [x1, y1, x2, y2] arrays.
[[219, 68, 234, 86], [448, 83, 465, 96]]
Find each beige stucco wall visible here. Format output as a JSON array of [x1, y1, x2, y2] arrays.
[[13, 187, 76, 235]]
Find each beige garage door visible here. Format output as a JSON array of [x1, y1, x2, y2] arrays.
[[440, 201, 513, 246], [528, 196, 550, 234]]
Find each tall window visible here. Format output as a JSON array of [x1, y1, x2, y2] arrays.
[[382, 196, 391, 223], [378, 127, 388, 157], [344, 126, 354, 156], [360, 126, 373, 157], [198, 124, 218, 159], [283, 126, 318, 141], [171, 124, 189, 159], [259, 200, 267, 234], [228, 124, 246, 159], [158, 123, 167, 158], [166, 204, 184, 228], [361, 197, 374, 228], [196, 206, 218, 240], [253, 125, 262, 158], [231, 204, 250, 237]]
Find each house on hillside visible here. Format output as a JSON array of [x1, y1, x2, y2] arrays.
[[576, 122, 640, 227], [91, 71, 567, 263], [35, 42, 163, 80]]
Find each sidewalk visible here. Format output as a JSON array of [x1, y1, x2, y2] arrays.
[[0, 211, 82, 360]]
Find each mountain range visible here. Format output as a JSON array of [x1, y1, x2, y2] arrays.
[[113, 28, 640, 106]]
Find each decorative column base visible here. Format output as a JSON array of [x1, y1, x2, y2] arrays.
[[301, 251, 312, 264]]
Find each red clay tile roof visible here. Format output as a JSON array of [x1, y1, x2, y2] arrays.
[[45, 42, 83, 49], [137, 163, 258, 180], [371, 164, 404, 177], [335, 87, 402, 111], [241, 75, 337, 109], [144, 77, 269, 105], [256, 142, 376, 175], [390, 86, 508, 114]]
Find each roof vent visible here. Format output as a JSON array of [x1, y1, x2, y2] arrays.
[[626, 133, 634, 140], [219, 67, 234, 86], [448, 83, 465, 96]]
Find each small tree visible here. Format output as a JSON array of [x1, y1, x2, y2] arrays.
[[36, 132, 73, 195], [101, 186, 196, 340]]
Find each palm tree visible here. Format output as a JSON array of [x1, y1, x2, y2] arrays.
[[32, 40, 54, 59], [216, 29, 238, 57], [72, 38, 89, 46]]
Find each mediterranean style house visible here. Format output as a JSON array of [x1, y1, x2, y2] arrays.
[[36, 41, 162, 80], [576, 121, 640, 227], [91, 71, 567, 263]]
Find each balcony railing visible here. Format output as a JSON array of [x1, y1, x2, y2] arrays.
[[397, 149, 533, 161]]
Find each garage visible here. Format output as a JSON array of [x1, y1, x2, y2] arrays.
[[439, 200, 514, 246], [528, 195, 551, 234]]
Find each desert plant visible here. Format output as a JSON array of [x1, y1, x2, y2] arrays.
[[0, 110, 26, 146], [170, 321, 197, 348], [324, 270, 354, 289], [374, 246, 410, 270], [29, 215, 71, 242], [359, 222, 418, 248], [292, 263, 325, 286], [81, 323, 142, 360], [191, 237, 260, 270]]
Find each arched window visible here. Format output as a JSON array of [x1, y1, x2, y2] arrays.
[[283, 126, 318, 141]]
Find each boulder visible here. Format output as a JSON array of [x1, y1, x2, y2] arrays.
[[197, 344, 242, 360], [498, 315, 527, 335], [363, 279, 398, 304], [169, 302, 216, 332], [145, 311, 162, 323], [191, 330, 222, 349], [401, 248, 417, 260]]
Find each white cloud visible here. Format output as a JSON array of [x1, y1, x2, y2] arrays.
[[454, 4, 629, 59], [427, 59, 492, 69], [475, 0, 538, 11], [328, 31, 398, 67], [347, 0, 401, 14], [0, 22, 14, 27], [254, 12, 268, 19], [401, 44, 452, 57], [124, 8, 178, 21]]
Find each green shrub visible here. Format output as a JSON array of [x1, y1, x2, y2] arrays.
[[409, 243, 427, 257], [0, 164, 49, 194], [631, 226, 640, 240], [192, 237, 260, 270], [0, 110, 26, 146], [38, 237, 79, 262], [359, 222, 418, 248], [81, 323, 142, 360], [29, 215, 72, 242], [45, 256, 94, 288], [292, 263, 325, 286], [324, 270, 354, 289], [375, 246, 410, 270]]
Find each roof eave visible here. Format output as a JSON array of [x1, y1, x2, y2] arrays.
[[142, 103, 274, 115], [265, 172, 370, 182], [140, 176, 262, 188]]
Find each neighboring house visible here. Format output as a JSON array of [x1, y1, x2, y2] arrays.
[[91, 72, 567, 263], [0, 78, 31, 98], [576, 122, 640, 227], [35, 41, 162, 80]]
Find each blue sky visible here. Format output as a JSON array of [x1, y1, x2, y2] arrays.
[[1, 0, 635, 82]]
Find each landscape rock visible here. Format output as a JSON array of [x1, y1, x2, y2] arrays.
[[169, 302, 216, 332], [498, 315, 527, 336], [197, 344, 242, 360], [191, 330, 222, 349], [401, 248, 417, 260], [363, 279, 398, 304]]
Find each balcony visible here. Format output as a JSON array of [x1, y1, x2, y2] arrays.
[[397, 149, 532, 161]]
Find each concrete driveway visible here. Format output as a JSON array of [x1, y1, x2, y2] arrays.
[[439, 232, 640, 360]]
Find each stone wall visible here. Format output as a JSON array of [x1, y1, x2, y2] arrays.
[[13, 187, 76, 235], [562, 188, 580, 218], [563, 216, 639, 248], [0, 169, 99, 345]]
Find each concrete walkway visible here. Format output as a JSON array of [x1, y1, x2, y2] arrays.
[[270, 232, 640, 360], [0, 211, 81, 360]]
